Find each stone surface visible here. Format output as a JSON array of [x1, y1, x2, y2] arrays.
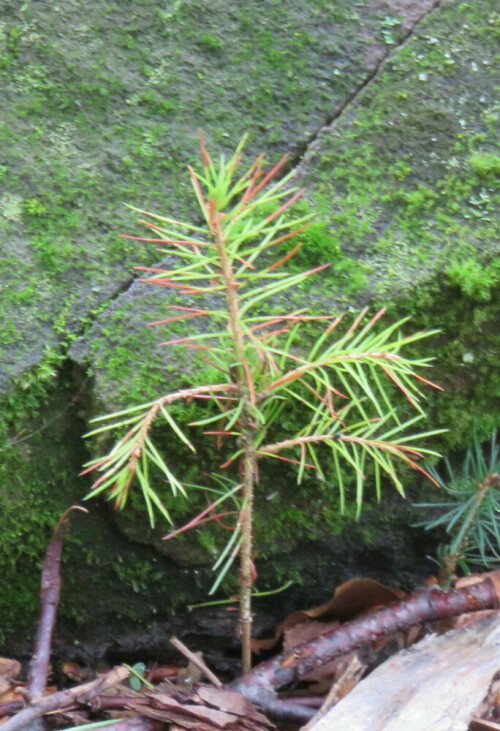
[[0, 0, 437, 393]]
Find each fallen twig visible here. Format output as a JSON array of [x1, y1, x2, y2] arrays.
[[0, 700, 23, 718], [28, 506, 88, 703], [1, 666, 130, 731], [170, 636, 223, 687], [230, 578, 500, 720]]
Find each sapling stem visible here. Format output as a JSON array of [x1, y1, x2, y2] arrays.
[[439, 473, 500, 587], [240, 439, 256, 673], [209, 181, 259, 673]]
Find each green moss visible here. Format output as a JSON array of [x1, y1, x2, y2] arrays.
[[0, 0, 441, 373], [389, 280, 500, 452], [0, 362, 82, 642], [445, 257, 500, 301], [0, 356, 220, 647], [300, 0, 499, 303], [291, 1, 500, 455], [470, 152, 500, 180]]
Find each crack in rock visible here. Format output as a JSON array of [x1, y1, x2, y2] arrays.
[[288, 0, 443, 174]]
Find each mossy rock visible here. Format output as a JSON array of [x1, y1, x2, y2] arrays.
[[0, 0, 434, 391]]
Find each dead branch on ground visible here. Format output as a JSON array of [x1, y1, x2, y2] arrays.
[[1, 666, 131, 731], [28, 507, 88, 703], [229, 578, 500, 722]]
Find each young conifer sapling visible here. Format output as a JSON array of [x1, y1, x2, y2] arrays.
[[82, 134, 443, 672]]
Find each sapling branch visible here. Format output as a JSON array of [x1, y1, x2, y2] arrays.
[[439, 472, 500, 586], [415, 434, 500, 587]]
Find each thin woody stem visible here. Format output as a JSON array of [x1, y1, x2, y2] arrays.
[[259, 433, 430, 458], [208, 195, 258, 674], [259, 434, 341, 455], [210, 204, 253, 393], [240, 439, 256, 673], [439, 473, 500, 587]]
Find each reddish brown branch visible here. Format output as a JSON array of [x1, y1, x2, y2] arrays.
[[230, 579, 500, 719], [1, 667, 130, 731], [0, 701, 23, 717], [28, 506, 88, 703]]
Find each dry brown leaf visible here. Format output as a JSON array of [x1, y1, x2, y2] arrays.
[[405, 624, 422, 647], [471, 721, 500, 730], [456, 570, 500, 590], [452, 609, 499, 629], [252, 578, 405, 654], [283, 619, 341, 651], [0, 687, 24, 705], [150, 692, 235, 726], [195, 687, 248, 716], [281, 620, 354, 688], [62, 662, 94, 684], [146, 665, 180, 683], [135, 706, 208, 729], [316, 577, 405, 621], [0, 665, 20, 703], [175, 655, 203, 690], [129, 685, 275, 731], [173, 704, 235, 728], [0, 661, 20, 682]]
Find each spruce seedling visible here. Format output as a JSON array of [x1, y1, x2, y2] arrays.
[[415, 431, 500, 587], [82, 134, 443, 672]]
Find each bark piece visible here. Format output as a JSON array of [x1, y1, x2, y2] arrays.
[[128, 685, 275, 731], [308, 613, 500, 731]]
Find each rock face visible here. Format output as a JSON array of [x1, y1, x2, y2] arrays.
[[0, 0, 498, 651]]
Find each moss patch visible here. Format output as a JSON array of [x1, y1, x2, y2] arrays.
[[298, 0, 499, 299], [0, 361, 221, 648]]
